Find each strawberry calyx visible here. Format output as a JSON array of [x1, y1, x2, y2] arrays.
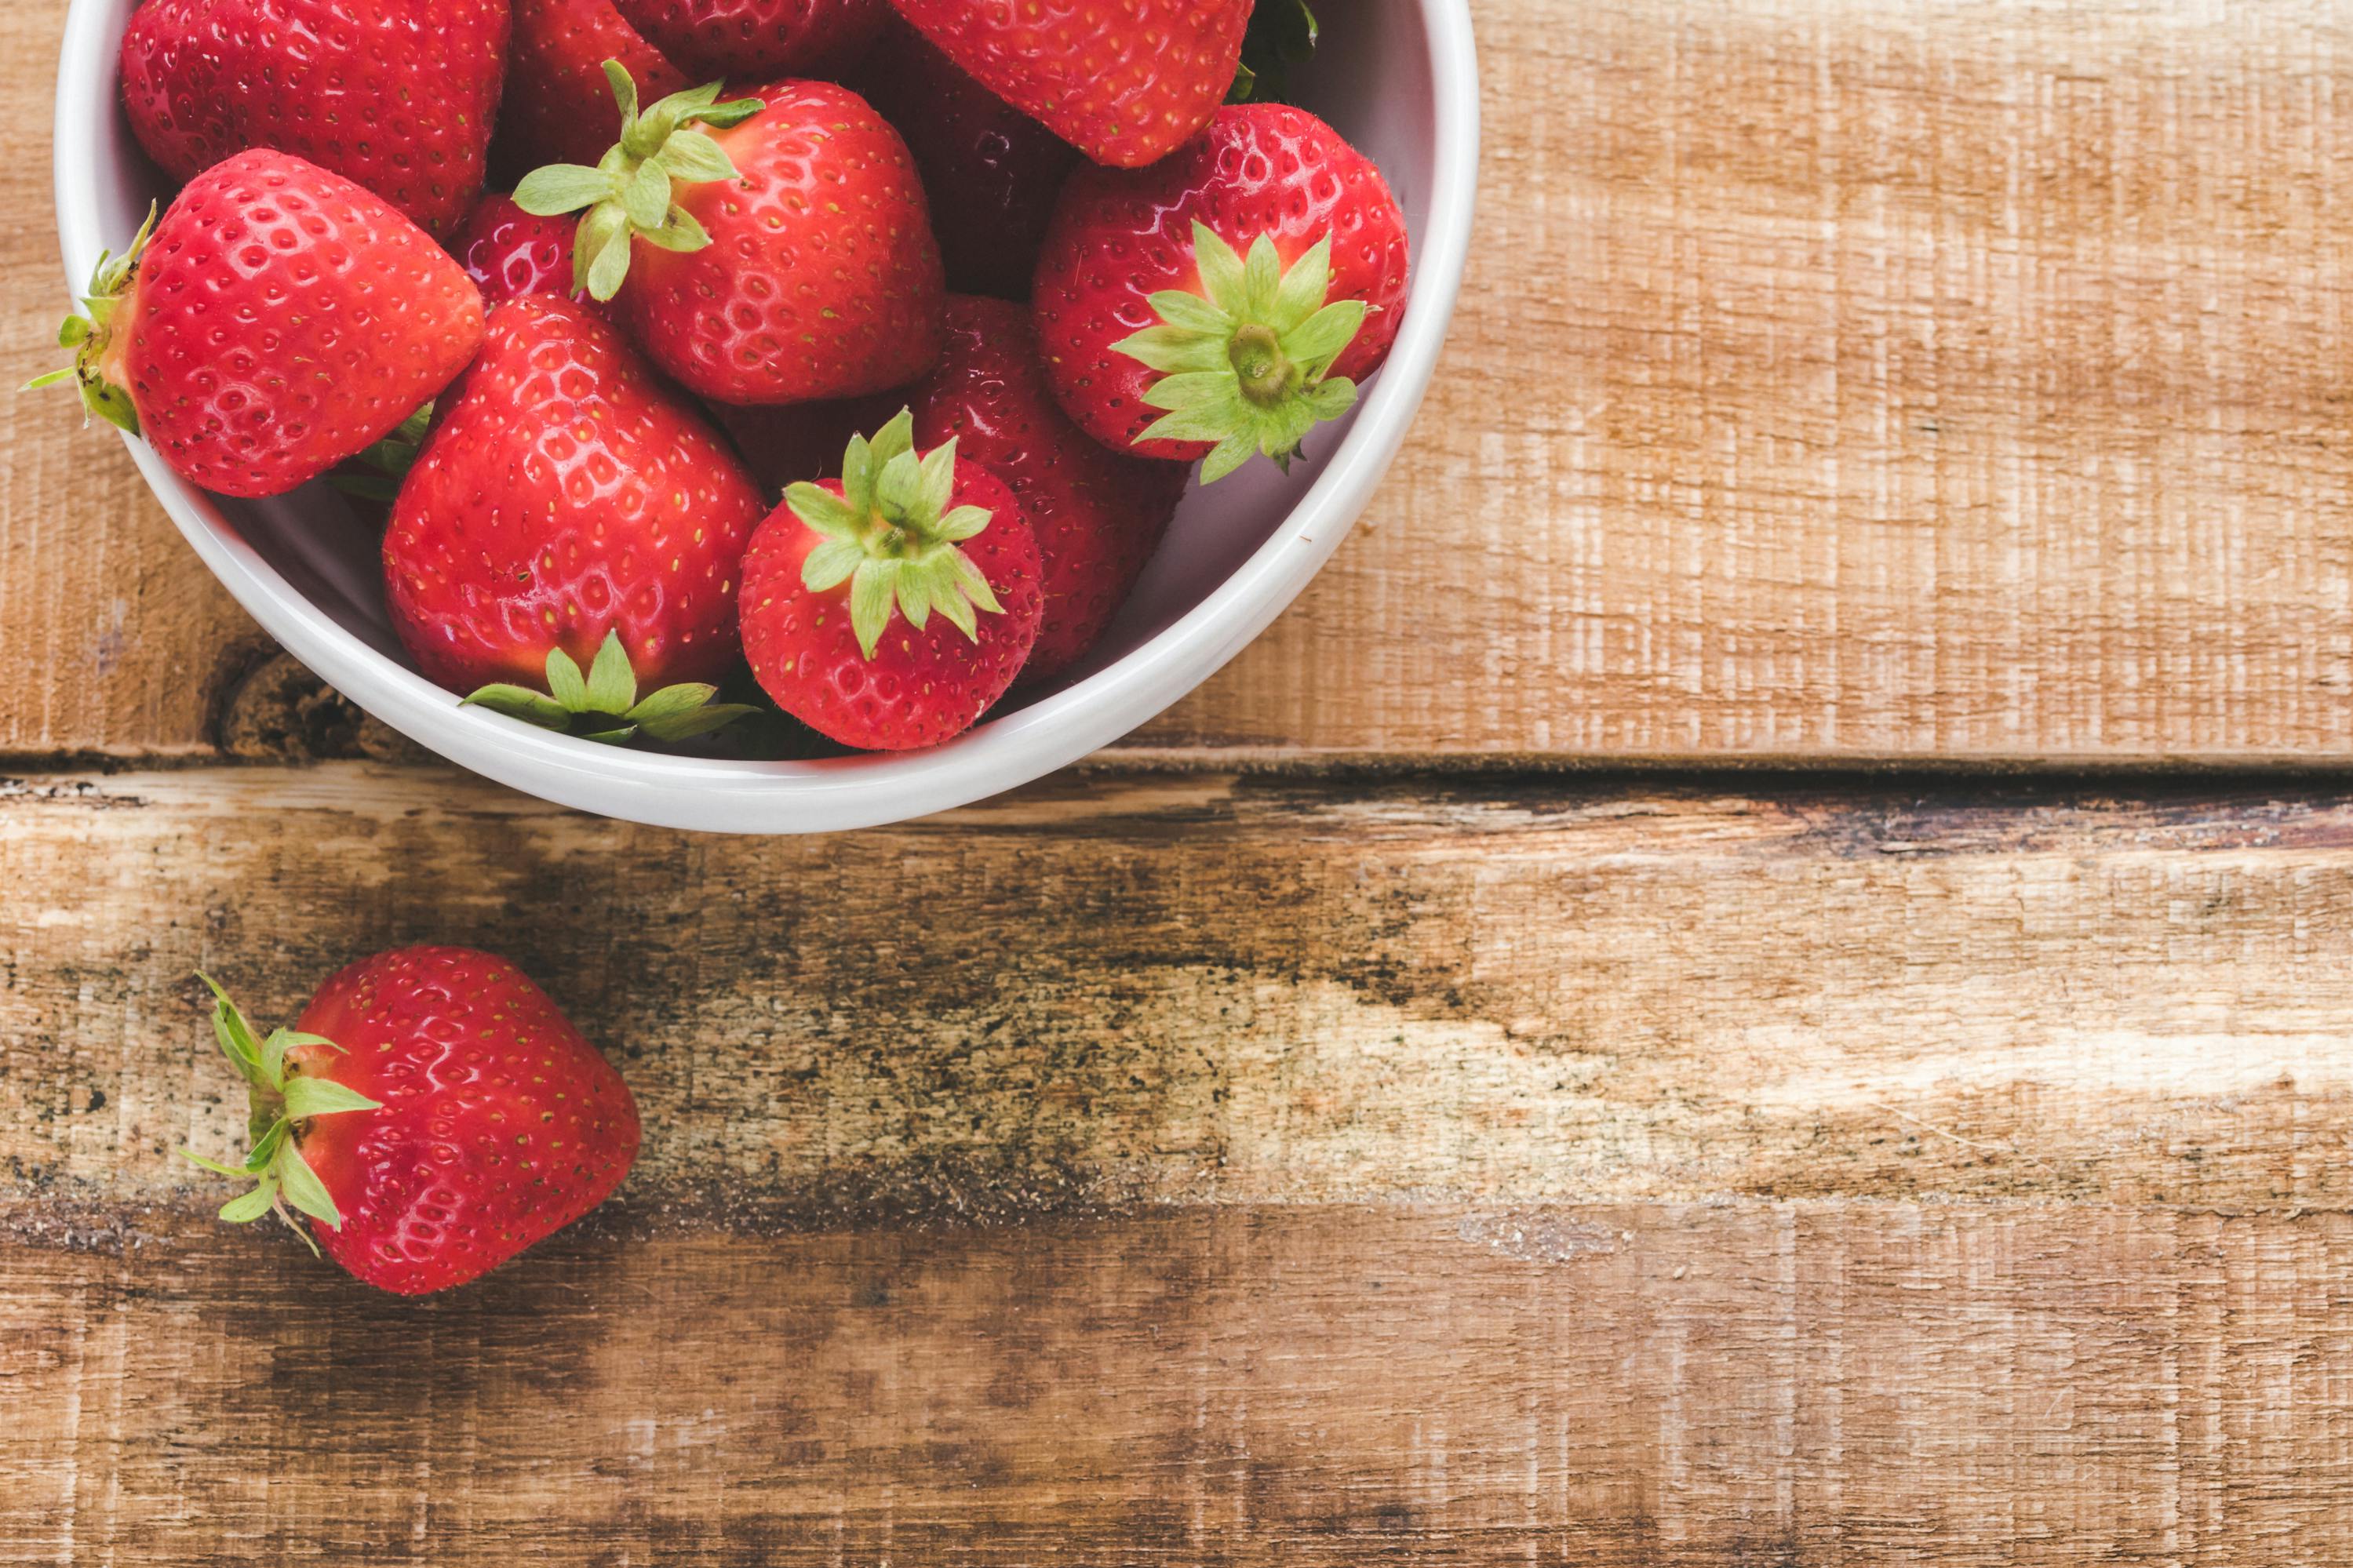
[[512, 61, 764, 302], [23, 202, 160, 437], [787, 409, 1006, 660], [1113, 220, 1370, 482], [463, 628, 760, 745], [178, 974, 381, 1253]]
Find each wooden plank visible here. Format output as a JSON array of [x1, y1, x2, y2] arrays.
[[11, 1202, 2353, 1563], [10, 1, 2353, 762], [13, 766, 2353, 1210]]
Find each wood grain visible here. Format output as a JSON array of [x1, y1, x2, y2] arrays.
[[13, 1203, 2353, 1564], [14, 767, 2353, 1213], [9, 0, 2353, 762]]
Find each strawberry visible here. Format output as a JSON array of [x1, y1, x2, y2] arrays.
[[1032, 103, 1409, 480], [450, 191, 621, 321], [384, 295, 767, 729], [725, 297, 1186, 680], [739, 409, 1043, 748], [500, 0, 689, 174], [884, 0, 1251, 169], [183, 951, 640, 1296], [31, 151, 486, 500], [516, 67, 945, 406], [118, 0, 511, 239], [848, 13, 1079, 300], [611, 0, 887, 80]]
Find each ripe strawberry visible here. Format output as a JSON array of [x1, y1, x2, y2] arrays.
[[183, 951, 640, 1296], [118, 0, 511, 239], [384, 295, 767, 719], [450, 191, 617, 319], [1033, 104, 1409, 480], [724, 297, 1187, 680], [848, 13, 1079, 300], [612, 0, 886, 79], [739, 409, 1043, 748], [32, 151, 485, 500], [517, 67, 945, 405], [885, 0, 1251, 169], [500, 0, 689, 174]]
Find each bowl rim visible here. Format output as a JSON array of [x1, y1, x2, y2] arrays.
[[53, 0, 1481, 834]]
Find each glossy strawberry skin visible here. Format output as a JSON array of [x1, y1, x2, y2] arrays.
[[621, 79, 946, 406], [849, 14, 1080, 300], [612, 0, 886, 79], [1033, 104, 1411, 458], [738, 461, 1044, 749], [450, 191, 616, 321], [120, 0, 509, 239], [290, 947, 639, 1297], [886, 0, 1251, 169], [384, 296, 767, 692], [106, 151, 485, 499], [498, 0, 689, 176]]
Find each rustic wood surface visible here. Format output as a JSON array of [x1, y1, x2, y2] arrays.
[[9, 0, 2353, 762], [11, 769, 2353, 1560]]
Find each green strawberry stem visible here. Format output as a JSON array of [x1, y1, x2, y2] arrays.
[[327, 402, 434, 504], [785, 409, 1004, 660], [1113, 220, 1370, 482], [24, 202, 160, 437], [1229, 0, 1318, 104], [512, 61, 763, 302], [179, 974, 381, 1251], [463, 629, 759, 746]]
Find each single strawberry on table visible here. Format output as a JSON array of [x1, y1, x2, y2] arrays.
[[1032, 103, 1409, 480], [384, 294, 766, 740], [612, 0, 886, 80], [31, 150, 486, 500], [499, 0, 690, 174], [183, 949, 641, 1296], [739, 409, 1043, 749], [886, 0, 1253, 169], [515, 64, 945, 406], [118, 0, 512, 238], [848, 13, 1080, 300]]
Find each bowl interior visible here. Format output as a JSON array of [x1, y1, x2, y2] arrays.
[[58, 0, 1470, 831]]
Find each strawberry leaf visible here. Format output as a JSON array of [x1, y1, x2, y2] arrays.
[[462, 632, 755, 751]]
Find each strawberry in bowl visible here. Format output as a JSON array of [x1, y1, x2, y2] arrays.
[[46, 0, 1477, 830]]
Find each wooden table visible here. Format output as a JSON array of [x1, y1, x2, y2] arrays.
[[9, 0, 2353, 1559]]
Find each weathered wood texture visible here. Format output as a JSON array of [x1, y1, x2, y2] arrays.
[[12, 1204, 2353, 1564], [14, 768, 2353, 1212], [10, 0, 2353, 762]]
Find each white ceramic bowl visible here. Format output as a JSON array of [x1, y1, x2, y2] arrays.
[[53, 0, 1478, 832]]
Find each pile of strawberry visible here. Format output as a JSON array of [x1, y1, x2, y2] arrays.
[[45, 0, 1411, 754]]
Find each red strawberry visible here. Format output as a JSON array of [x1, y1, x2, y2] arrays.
[[517, 68, 945, 406], [450, 191, 617, 319], [611, 0, 886, 79], [384, 295, 767, 722], [500, 0, 689, 174], [118, 0, 511, 238], [723, 297, 1187, 680], [885, 0, 1251, 169], [848, 13, 1080, 300], [739, 409, 1043, 748], [1033, 104, 1409, 479], [32, 151, 485, 500], [183, 951, 640, 1296]]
